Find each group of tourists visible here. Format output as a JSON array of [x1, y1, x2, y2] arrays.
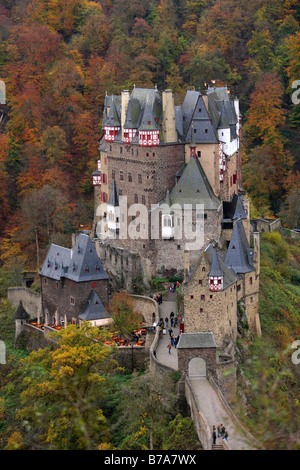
[[212, 424, 229, 444]]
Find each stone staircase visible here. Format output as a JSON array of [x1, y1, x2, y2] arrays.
[[212, 444, 224, 450]]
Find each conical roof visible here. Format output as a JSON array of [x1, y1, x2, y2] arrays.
[[223, 194, 247, 221], [15, 301, 29, 320], [139, 98, 159, 131], [209, 247, 223, 277], [225, 219, 254, 274], [106, 95, 121, 127]]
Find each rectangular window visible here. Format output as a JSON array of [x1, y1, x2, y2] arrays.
[[70, 297, 75, 305], [134, 194, 138, 204], [250, 277, 253, 285], [120, 171, 124, 181], [199, 280, 202, 285], [128, 172, 132, 182], [138, 174, 142, 184], [142, 195, 146, 205], [190, 295, 194, 300], [197, 151, 201, 158], [201, 295, 205, 301]]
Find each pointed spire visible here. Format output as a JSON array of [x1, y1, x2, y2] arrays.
[[225, 219, 254, 273], [209, 247, 223, 278]]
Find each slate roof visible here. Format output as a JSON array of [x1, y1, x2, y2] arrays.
[[108, 180, 119, 207], [102, 95, 121, 128], [223, 194, 247, 221], [124, 97, 141, 129], [225, 219, 255, 274], [15, 301, 29, 320], [206, 87, 238, 135], [177, 332, 217, 349], [40, 234, 108, 282], [208, 246, 223, 278], [40, 244, 72, 281], [205, 244, 239, 289], [166, 157, 221, 210], [79, 290, 110, 322], [139, 98, 159, 131]]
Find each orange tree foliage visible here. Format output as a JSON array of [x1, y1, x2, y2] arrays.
[[109, 292, 143, 338], [0, 0, 299, 265]]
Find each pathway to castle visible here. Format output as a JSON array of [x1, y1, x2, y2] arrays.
[[155, 290, 256, 451]]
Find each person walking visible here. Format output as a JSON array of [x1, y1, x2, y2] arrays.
[[168, 327, 173, 337], [212, 426, 217, 445], [167, 342, 172, 355], [224, 430, 229, 442], [217, 424, 222, 439]]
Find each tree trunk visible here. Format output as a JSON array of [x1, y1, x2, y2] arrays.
[[35, 227, 40, 272]]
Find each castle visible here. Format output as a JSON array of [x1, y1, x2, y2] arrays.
[[14, 85, 260, 350], [90, 85, 261, 343]]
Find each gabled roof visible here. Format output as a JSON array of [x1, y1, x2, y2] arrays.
[[225, 219, 255, 274], [79, 290, 110, 322], [177, 332, 217, 349], [206, 87, 238, 134], [40, 234, 108, 282], [168, 157, 221, 210], [107, 180, 119, 207]]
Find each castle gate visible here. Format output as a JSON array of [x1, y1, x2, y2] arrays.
[[188, 357, 207, 378]]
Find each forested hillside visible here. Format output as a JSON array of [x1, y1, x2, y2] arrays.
[[0, 0, 299, 271]]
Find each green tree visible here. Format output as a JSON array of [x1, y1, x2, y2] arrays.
[[16, 323, 119, 450]]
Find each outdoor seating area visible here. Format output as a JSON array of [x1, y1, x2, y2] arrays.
[[102, 328, 148, 348]]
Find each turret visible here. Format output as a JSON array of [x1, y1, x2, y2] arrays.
[[208, 247, 224, 291], [14, 301, 29, 347]]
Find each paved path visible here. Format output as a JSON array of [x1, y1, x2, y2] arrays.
[[190, 377, 254, 450], [154, 290, 256, 450], [155, 291, 179, 370]]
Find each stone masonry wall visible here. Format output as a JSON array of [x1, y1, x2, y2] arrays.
[[183, 257, 237, 348], [8, 287, 41, 318]]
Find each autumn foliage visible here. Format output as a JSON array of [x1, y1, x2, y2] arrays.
[[0, 0, 299, 270]]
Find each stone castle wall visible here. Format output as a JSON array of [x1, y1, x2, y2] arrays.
[[8, 287, 41, 318]]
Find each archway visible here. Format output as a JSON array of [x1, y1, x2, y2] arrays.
[[188, 357, 207, 378]]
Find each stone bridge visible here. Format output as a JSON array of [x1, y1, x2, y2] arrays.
[[149, 292, 258, 450]]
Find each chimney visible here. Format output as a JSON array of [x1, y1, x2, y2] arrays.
[[121, 90, 130, 141], [162, 90, 177, 143]]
